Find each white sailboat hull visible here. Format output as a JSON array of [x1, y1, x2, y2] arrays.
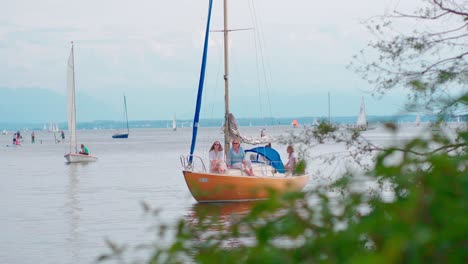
[[64, 153, 98, 163]]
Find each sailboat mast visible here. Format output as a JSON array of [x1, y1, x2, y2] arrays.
[[223, 0, 230, 157], [124, 95, 129, 134]]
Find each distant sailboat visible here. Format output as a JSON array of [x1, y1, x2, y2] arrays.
[[356, 97, 367, 130], [292, 119, 299, 128], [415, 113, 421, 126], [112, 95, 130, 139], [64, 42, 98, 163], [172, 114, 177, 131], [312, 117, 319, 126]]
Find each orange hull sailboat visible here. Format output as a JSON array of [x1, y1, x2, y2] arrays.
[[181, 0, 308, 203], [183, 171, 308, 203]]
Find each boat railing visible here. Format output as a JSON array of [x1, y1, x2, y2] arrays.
[[180, 155, 207, 173]]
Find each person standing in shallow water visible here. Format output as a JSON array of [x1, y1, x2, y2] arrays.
[[31, 131, 35, 143], [61, 131, 65, 142]]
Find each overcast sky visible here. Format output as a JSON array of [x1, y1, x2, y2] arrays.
[[0, 0, 417, 120]]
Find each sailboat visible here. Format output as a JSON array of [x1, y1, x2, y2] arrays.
[[172, 114, 177, 131], [180, 0, 308, 203], [64, 42, 97, 163], [415, 113, 421, 127], [291, 119, 299, 128], [112, 95, 130, 138], [356, 97, 367, 130], [351, 97, 375, 131]]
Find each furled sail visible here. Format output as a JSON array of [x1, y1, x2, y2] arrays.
[[226, 113, 273, 145]]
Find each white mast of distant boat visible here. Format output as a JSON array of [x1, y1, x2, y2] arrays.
[[415, 113, 421, 126], [356, 96, 367, 129]]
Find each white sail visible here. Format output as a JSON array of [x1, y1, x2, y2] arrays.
[[67, 44, 77, 153], [313, 117, 319, 126], [415, 113, 421, 126], [173, 114, 177, 131], [356, 97, 367, 127]]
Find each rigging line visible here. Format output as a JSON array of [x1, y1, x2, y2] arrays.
[[250, 0, 274, 122], [247, 0, 263, 117], [209, 41, 224, 120]]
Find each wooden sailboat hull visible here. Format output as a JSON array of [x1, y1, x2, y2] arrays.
[[183, 171, 308, 203], [112, 133, 129, 139], [64, 153, 98, 163]]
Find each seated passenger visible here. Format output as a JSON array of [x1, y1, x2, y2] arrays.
[[209, 141, 227, 173], [227, 140, 254, 176]]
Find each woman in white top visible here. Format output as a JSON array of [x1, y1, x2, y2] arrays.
[[284, 145, 297, 175], [209, 141, 227, 173]]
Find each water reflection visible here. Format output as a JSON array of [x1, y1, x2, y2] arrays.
[[184, 202, 258, 249], [65, 163, 84, 263], [186, 202, 255, 227]]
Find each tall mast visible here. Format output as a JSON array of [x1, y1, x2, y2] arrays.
[[328, 92, 331, 124], [223, 0, 230, 157], [124, 95, 129, 134]]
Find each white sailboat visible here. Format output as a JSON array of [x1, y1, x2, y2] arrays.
[[64, 42, 97, 163], [415, 113, 421, 126], [312, 117, 319, 126], [356, 97, 367, 130], [172, 114, 177, 131]]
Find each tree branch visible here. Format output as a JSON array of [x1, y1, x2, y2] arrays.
[[432, 0, 468, 17]]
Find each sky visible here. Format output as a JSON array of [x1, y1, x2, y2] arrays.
[[0, 0, 417, 121]]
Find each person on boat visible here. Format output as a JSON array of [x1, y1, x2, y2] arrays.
[[209, 141, 227, 174], [79, 144, 89, 155], [31, 131, 35, 144], [61, 131, 65, 142], [284, 145, 297, 175], [227, 140, 254, 176]]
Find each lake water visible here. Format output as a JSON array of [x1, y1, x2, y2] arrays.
[[0, 124, 451, 263]]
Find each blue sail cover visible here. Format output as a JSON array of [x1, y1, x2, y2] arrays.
[[189, 0, 213, 164], [245, 147, 286, 173]]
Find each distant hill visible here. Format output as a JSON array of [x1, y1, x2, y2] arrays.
[[0, 87, 116, 123]]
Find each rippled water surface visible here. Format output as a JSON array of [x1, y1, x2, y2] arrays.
[[0, 124, 441, 263]]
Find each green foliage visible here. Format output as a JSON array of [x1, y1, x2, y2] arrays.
[[293, 159, 306, 175], [313, 120, 337, 143]]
